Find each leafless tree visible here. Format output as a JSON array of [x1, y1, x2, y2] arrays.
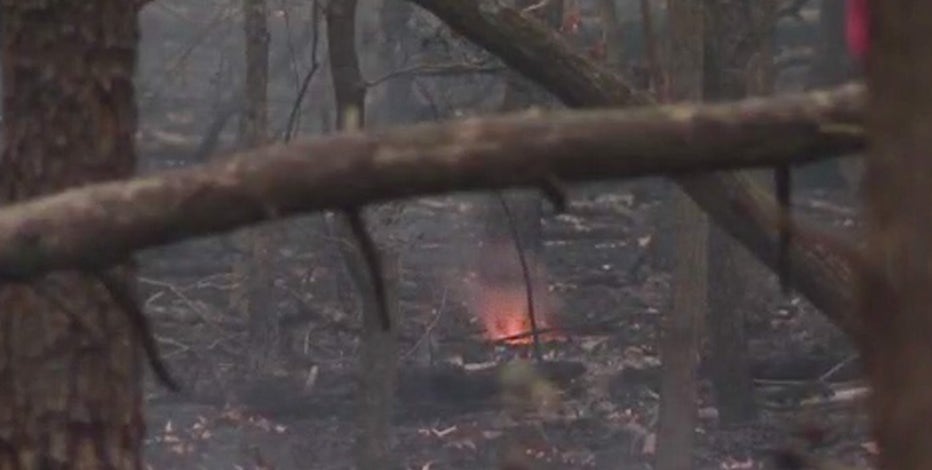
[[656, 1, 705, 468], [0, 1, 146, 467]]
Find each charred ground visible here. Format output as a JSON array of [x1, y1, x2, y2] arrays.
[[140, 178, 870, 469]]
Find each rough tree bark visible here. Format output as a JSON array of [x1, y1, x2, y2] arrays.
[[704, 0, 775, 425], [656, 1, 705, 468], [326, 0, 399, 467], [0, 2, 145, 468], [860, 2, 932, 468], [233, 0, 281, 375]]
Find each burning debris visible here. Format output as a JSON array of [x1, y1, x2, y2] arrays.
[[465, 240, 565, 346], [472, 284, 563, 346]]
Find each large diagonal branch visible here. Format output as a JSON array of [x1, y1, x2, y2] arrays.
[[0, 87, 859, 287], [409, 0, 864, 340], [413, 0, 651, 108]]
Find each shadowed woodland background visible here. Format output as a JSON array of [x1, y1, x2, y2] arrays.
[[0, 0, 922, 469]]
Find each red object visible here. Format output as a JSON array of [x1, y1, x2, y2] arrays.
[[846, 0, 869, 60], [561, 8, 581, 34]]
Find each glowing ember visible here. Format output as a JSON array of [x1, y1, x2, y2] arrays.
[[471, 283, 561, 346], [462, 240, 564, 346]]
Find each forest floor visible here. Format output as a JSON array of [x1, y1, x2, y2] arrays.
[[137, 173, 874, 470]]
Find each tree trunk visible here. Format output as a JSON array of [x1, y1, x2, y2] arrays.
[[327, 0, 399, 467], [0, 2, 144, 468], [861, 2, 932, 468], [655, 1, 704, 469], [704, 0, 775, 426], [233, 0, 281, 375]]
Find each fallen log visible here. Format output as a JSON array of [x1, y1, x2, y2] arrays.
[[0, 86, 860, 283]]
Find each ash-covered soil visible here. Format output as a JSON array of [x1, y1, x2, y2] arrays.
[[139, 177, 872, 470]]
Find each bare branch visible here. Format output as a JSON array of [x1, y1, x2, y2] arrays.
[[495, 193, 543, 361], [365, 61, 505, 88], [282, 0, 324, 142], [538, 174, 567, 213], [94, 267, 180, 391], [776, 163, 793, 294], [344, 209, 391, 331], [411, 0, 651, 107], [0, 85, 862, 283]]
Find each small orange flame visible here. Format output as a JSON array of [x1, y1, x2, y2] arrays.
[[463, 240, 563, 346], [474, 285, 558, 345]]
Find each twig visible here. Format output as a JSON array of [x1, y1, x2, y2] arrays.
[[819, 354, 858, 382], [402, 285, 448, 361], [283, 285, 359, 334], [277, 0, 303, 91], [281, 0, 323, 142], [344, 209, 391, 331], [486, 326, 560, 344], [156, 335, 193, 359], [94, 268, 180, 391], [195, 272, 240, 290], [776, 164, 792, 293], [138, 276, 219, 328], [477, 318, 644, 343], [538, 174, 568, 212], [365, 61, 505, 88], [796, 198, 856, 217], [522, 0, 551, 15], [495, 193, 543, 361]]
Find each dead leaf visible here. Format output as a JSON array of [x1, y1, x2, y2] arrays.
[[641, 433, 656, 455]]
